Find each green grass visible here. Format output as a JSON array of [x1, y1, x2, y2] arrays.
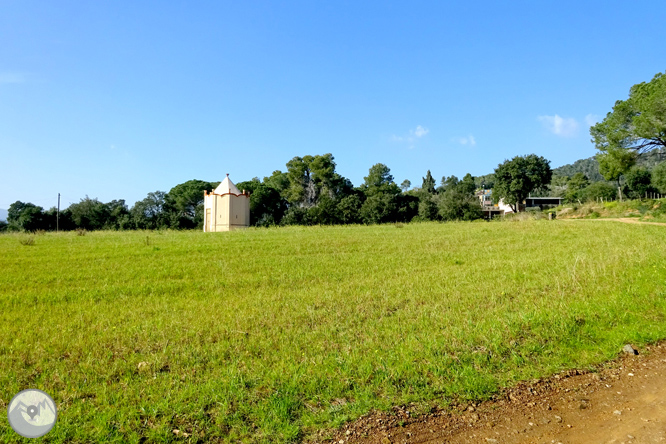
[[1, 221, 666, 443]]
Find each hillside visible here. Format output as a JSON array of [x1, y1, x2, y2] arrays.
[[553, 149, 666, 182]]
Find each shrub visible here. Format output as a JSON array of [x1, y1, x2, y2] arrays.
[[19, 237, 35, 246], [76, 228, 87, 236]]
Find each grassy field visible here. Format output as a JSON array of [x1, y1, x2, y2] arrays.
[[1, 220, 666, 443]]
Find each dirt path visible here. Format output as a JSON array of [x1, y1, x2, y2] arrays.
[[319, 342, 666, 444]]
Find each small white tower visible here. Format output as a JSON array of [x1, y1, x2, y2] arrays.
[[203, 174, 250, 232]]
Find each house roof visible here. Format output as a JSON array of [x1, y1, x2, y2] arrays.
[[213, 174, 242, 195]]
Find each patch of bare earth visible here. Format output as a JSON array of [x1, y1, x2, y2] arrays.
[[312, 342, 666, 444]]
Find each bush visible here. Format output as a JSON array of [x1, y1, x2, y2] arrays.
[[19, 236, 35, 246]]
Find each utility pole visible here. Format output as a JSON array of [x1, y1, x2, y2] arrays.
[[57, 193, 60, 232]]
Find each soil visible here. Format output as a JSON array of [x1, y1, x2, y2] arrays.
[[314, 342, 666, 444]]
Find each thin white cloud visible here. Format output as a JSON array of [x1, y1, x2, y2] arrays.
[[0, 72, 26, 84], [390, 125, 429, 149], [585, 114, 601, 127], [452, 135, 477, 146], [538, 114, 579, 137], [412, 125, 429, 138]]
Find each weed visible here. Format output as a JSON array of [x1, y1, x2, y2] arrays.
[[18, 237, 35, 246], [76, 228, 87, 236]]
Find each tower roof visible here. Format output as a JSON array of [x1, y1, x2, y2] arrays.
[[214, 174, 242, 195]]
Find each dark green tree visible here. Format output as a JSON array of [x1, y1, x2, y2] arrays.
[[131, 191, 168, 229], [421, 170, 436, 194], [625, 166, 653, 199], [400, 179, 411, 192], [336, 194, 363, 224], [652, 162, 666, 194], [493, 154, 552, 212], [248, 184, 287, 226], [69, 197, 110, 230], [165, 180, 216, 228], [7, 201, 45, 231]]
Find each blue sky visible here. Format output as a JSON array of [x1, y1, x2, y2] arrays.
[[1, 1, 665, 210]]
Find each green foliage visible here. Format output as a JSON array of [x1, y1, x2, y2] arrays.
[[652, 161, 666, 193], [362, 163, 400, 196], [360, 193, 398, 224], [400, 179, 411, 192], [564, 173, 590, 203], [421, 170, 436, 194], [591, 71, 666, 154], [625, 166, 653, 198], [165, 179, 216, 229], [131, 191, 169, 229], [336, 194, 363, 224], [581, 182, 618, 202], [68, 196, 110, 231], [493, 154, 552, 212], [436, 189, 482, 221], [553, 157, 605, 182], [248, 184, 287, 227], [417, 194, 438, 221], [7, 201, 45, 232]]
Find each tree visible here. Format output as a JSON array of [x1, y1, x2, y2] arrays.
[[69, 197, 109, 230], [360, 193, 397, 224], [436, 175, 482, 221], [247, 184, 287, 226], [652, 161, 666, 193], [492, 154, 552, 212], [7, 201, 45, 231], [597, 147, 636, 201], [285, 154, 337, 207], [336, 194, 363, 224], [165, 180, 216, 228], [581, 182, 617, 202], [564, 173, 590, 203], [590, 72, 666, 155], [458, 173, 476, 195], [400, 179, 411, 192], [362, 163, 400, 196], [421, 170, 436, 194], [625, 166, 653, 199], [131, 191, 168, 229], [263, 170, 290, 198]]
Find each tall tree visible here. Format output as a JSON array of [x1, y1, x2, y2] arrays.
[[597, 147, 636, 201], [69, 197, 110, 230], [361, 163, 400, 196], [285, 154, 337, 207], [625, 166, 653, 199], [7, 201, 45, 231], [400, 179, 411, 192], [421, 170, 436, 194], [590, 71, 666, 155], [165, 179, 216, 228], [131, 191, 168, 229], [493, 154, 552, 212]]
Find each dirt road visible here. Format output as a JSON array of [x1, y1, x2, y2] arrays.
[[322, 343, 666, 444]]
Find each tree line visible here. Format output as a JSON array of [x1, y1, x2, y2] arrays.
[[4, 70, 665, 232]]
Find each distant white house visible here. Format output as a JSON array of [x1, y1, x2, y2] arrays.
[[476, 190, 563, 217], [203, 174, 250, 232]]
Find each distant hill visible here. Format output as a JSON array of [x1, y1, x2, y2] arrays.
[[553, 148, 666, 182], [0, 209, 7, 222]]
